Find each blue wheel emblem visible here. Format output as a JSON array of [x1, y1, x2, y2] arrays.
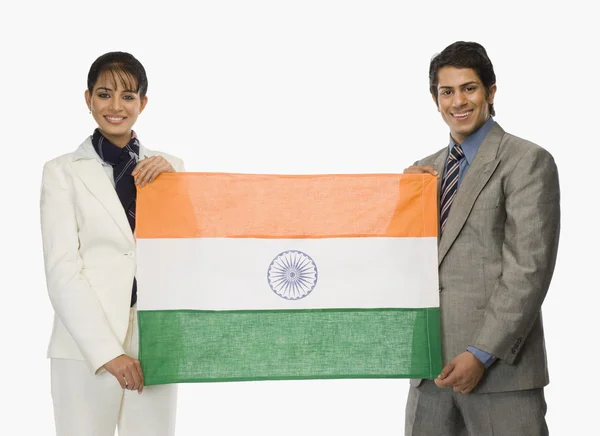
[[267, 250, 318, 300]]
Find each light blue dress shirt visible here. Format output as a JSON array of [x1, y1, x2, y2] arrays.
[[446, 116, 497, 369]]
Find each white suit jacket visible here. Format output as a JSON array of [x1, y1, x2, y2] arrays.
[[40, 136, 185, 374]]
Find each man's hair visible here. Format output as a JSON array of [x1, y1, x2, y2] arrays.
[[87, 52, 148, 98], [429, 41, 496, 116]]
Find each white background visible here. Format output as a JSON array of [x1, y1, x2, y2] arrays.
[[1, 0, 597, 434]]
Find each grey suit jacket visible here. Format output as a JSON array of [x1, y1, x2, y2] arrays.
[[410, 122, 560, 393]]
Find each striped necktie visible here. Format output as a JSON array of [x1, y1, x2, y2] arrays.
[[440, 144, 465, 233]]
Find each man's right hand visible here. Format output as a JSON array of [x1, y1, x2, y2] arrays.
[[103, 354, 144, 393], [403, 165, 439, 176]]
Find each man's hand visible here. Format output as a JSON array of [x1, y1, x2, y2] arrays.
[[434, 351, 485, 394], [403, 165, 439, 176], [132, 156, 175, 187], [103, 354, 144, 393]]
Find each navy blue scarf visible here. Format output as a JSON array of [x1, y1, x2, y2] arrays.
[[91, 129, 140, 306]]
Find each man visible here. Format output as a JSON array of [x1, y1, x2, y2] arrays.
[[403, 41, 560, 435]]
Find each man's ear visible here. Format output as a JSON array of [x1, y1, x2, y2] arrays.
[[487, 84, 497, 104]]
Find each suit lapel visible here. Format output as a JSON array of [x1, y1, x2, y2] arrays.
[[71, 138, 135, 245], [140, 143, 154, 159], [437, 123, 505, 265]]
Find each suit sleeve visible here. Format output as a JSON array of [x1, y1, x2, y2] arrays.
[[176, 157, 185, 172], [40, 160, 125, 373], [471, 147, 560, 363]]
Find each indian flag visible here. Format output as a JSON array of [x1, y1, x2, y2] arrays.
[[136, 173, 441, 385]]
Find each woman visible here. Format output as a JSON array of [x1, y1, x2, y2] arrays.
[[40, 52, 183, 436]]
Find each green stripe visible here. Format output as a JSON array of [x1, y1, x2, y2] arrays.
[[138, 308, 442, 385]]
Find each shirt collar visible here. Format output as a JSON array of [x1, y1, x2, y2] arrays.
[[72, 135, 152, 162], [448, 117, 495, 165]]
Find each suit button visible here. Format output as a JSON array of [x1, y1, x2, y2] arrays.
[[439, 286, 444, 292], [126, 251, 135, 258]]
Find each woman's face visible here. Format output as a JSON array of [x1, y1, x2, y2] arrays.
[[85, 71, 148, 147]]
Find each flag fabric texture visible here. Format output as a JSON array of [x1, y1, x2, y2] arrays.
[[136, 173, 442, 385]]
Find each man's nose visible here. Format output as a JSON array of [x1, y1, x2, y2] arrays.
[[452, 91, 467, 107]]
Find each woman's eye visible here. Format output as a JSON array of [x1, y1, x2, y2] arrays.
[[98, 93, 110, 98]]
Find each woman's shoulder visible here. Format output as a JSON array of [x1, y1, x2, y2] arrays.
[[43, 137, 94, 168], [43, 152, 76, 171]]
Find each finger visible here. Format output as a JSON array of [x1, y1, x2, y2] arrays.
[[403, 166, 439, 176], [132, 156, 156, 178], [139, 158, 170, 186], [127, 366, 143, 391], [133, 156, 161, 175], [145, 162, 169, 185], [453, 382, 469, 393], [143, 160, 174, 186], [438, 363, 455, 380], [435, 376, 455, 388], [134, 158, 159, 185], [120, 374, 128, 390], [452, 382, 472, 394], [436, 370, 461, 388], [131, 160, 145, 177], [135, 360, 145, 393], [116, 373, 127, 389], [124, 371, 138, 391]]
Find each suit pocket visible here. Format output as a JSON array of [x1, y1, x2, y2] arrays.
[[471, 195, 501, 211], [470, 176, 504, 211]]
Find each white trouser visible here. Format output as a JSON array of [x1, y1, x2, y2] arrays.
[[51, 307, 178, 436]]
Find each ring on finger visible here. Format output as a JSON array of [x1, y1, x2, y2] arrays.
[[123, 376, 128, 387]]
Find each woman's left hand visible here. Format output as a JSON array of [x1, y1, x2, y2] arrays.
[[132, 156, 175, 187]]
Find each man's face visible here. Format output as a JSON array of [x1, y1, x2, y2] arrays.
[[434, 66, 496, 144]]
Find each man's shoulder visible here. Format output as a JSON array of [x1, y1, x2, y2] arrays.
[[498, 129, 555, 163]]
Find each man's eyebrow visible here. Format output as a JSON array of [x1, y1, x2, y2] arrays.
[[438, 81, 479, 89]]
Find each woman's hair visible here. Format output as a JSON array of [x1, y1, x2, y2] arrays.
[[87, 52, 148, 98]]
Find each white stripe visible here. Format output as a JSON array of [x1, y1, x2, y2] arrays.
[[137, 237, 439, 311]]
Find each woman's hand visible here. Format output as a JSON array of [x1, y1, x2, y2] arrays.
[[103, 354, 144, 393], [132, 156, 175, 187]]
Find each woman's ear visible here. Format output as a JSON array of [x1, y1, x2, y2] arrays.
[[84, 89, 92, 112]]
